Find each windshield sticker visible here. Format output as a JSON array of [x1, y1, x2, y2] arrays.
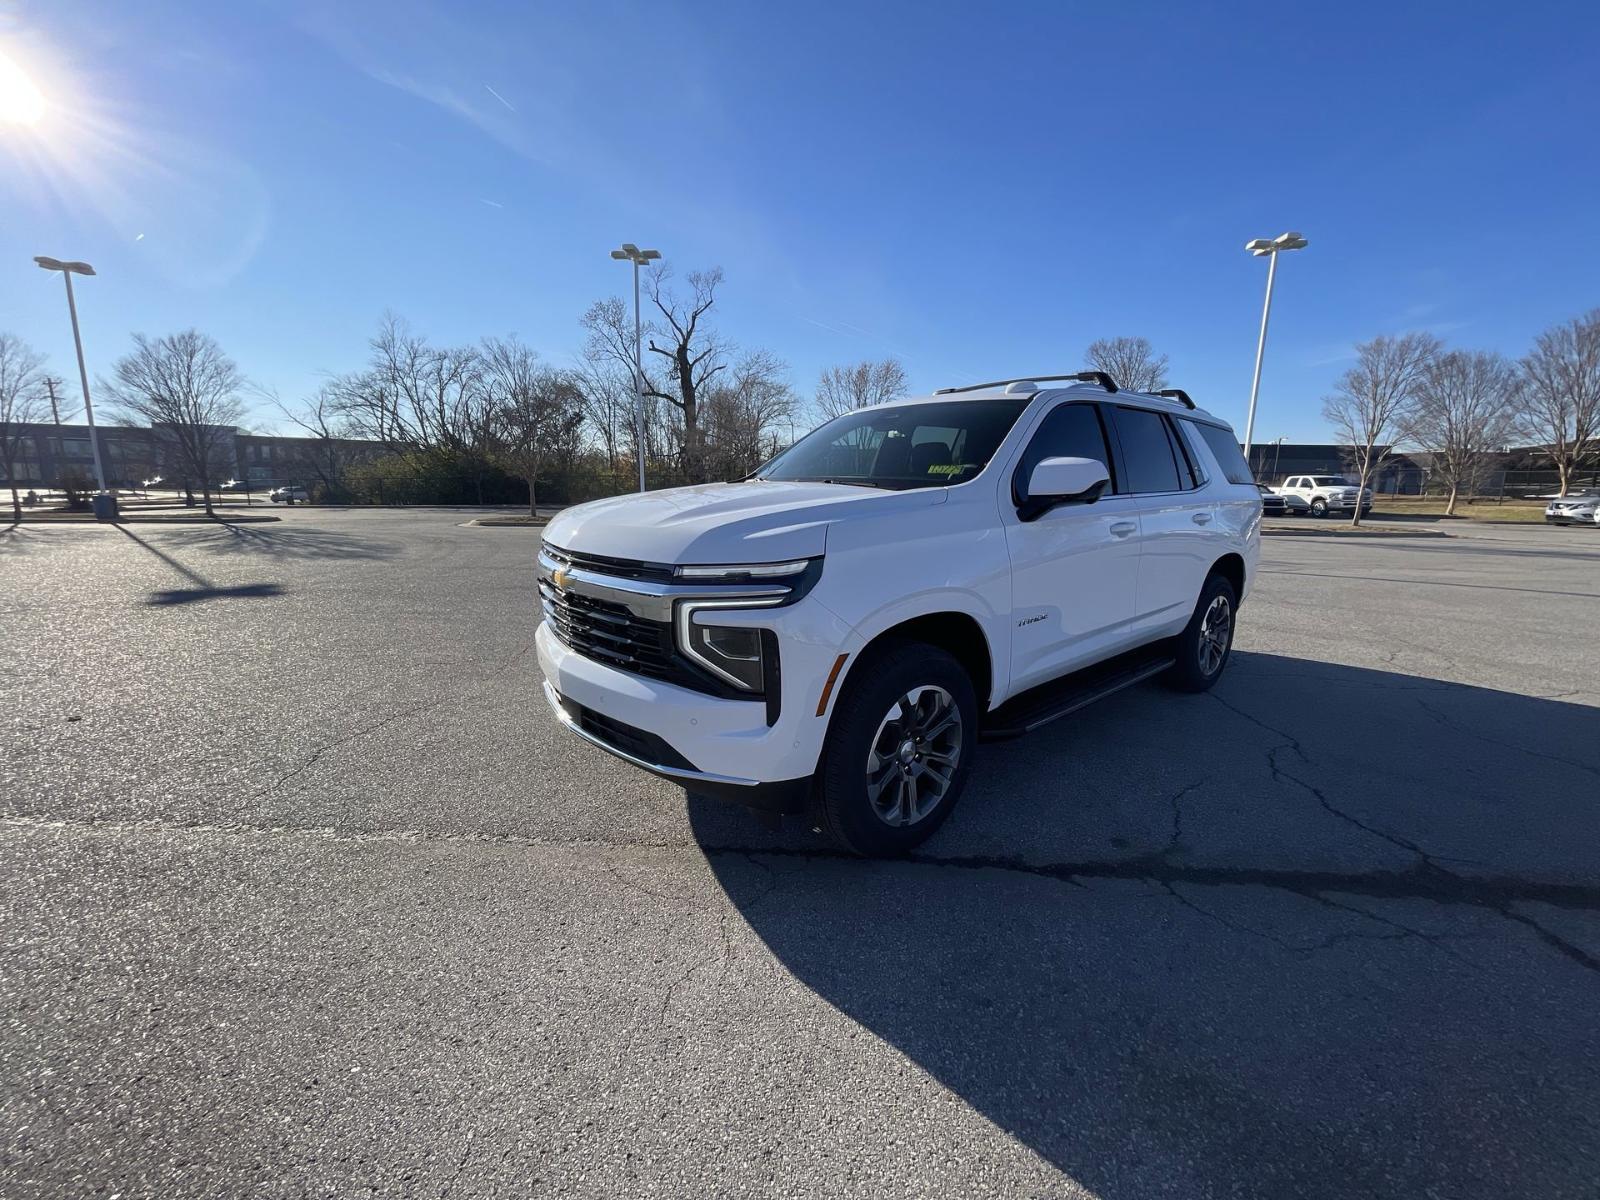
[[927, 463, 971, 476]]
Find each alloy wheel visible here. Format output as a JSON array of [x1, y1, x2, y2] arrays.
[[1199, 594, 1232, 675], [865, 685, 963, 827]]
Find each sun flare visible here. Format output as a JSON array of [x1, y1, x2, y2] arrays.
[[0, 50, 46, 125]]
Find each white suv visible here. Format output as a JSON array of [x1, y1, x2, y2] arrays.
[[536, 375, 1260, 854]]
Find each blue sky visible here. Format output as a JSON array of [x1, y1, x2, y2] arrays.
[[2, 0, 1597, 440]]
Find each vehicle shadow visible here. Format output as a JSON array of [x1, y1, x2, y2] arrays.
[[687, 655, 1600, 1198]]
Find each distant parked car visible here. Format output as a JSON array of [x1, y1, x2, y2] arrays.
[[269, 485, 310, 504], [1544, 490, 1600, 525], [1260, 483, 1308, 516], [1273, 475, 1372, 518], [1257, 483, 1288, 517]]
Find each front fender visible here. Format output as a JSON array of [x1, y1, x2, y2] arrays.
[[816, 587, 1011, 714]]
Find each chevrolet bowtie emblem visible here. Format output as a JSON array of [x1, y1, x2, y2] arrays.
[[552, 567, 569, 589]]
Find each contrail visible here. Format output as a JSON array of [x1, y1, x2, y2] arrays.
[[479, 199, 505, 209], [484, 84, 516, 112]]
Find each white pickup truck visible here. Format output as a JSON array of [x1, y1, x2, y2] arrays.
[[1272, 474, 1373, 518], [537, 374, 1260, 855]]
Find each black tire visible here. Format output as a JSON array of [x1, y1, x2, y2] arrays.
[[1164, 573, 1238, 694], [1310, 498, 1328, 517], [815, 640, 978, 856]]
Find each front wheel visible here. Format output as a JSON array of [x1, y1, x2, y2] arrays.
[[815, 641, 978, 856], [1310, 498, 1328, 517], [1165, 574, 1238, 693]]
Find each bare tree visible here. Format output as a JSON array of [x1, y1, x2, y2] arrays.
[[700, 350, 798, 479], [329, 315, 502, 500], [1518, 308, 1600, 496], [274, 386, 370, 502], [1085, 336, 1169, 392], [1322, 333, 1441, 527], [103, 331, 245, 517], [1, 334, 48, 521], [332, 315, 484, 453], [813, 358, 907, 421], [644, 267, 729, 483], [1410, 350, 1522, 514], [480, 338, 585, 515], [576, 317, 645, 483], [581, 267, 729, 484]]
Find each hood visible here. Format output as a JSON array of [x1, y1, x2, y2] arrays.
[[542, 480, 946, 565]]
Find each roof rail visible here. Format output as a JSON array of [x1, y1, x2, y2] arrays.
[[1155, 388, 1196, 410], [934, 371, 1118, 396]]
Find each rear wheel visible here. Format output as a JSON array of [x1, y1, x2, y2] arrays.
[[815, 641, 977, 856], [1165, 574, 1238, 693]]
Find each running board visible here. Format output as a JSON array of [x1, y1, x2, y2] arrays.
[[981, 644, 1176, 740]]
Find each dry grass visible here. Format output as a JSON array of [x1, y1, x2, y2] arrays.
[[1372, 497, 1550, 523]]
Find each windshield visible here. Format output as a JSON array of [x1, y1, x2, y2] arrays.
[[757, 399, 1031, 490]]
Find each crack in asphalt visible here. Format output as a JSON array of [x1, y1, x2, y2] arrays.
[[7, 813, 1599, 974], [242, 640, 536, 807], [1163, 780, 1203, 857], [1203, 690, 1599, 973], [1415, 697, 1600, 781]]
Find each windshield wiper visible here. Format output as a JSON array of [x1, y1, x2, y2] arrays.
[[789, 477, 898, 490]]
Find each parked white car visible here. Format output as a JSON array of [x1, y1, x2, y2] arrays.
[[1544, 490, 1600, 525], [269, 485, 309, 504], [1273, 475, 1373, 518], [535, 374, 1260, 855]]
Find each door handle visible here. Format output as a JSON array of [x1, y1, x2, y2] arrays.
[[1192, 512, 1213, 525], [1110, 521, 1137, 538]]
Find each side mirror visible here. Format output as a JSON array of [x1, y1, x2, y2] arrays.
[[1019, 456, 1110, 521]]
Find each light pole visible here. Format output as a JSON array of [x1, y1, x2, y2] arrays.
[[610, 242, 661, 493], [1242, 231, 1308, 469], [34, 256, 109, 494]]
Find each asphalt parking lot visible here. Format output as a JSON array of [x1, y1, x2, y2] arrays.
[[4, 509, 1599, 1199]]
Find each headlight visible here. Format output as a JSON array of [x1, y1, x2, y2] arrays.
[[674, 559, 811, 580], [675, 597, 784, 692]]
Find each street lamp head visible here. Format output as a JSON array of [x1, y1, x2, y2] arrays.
[[1245, 233, 1307, 256], [611, 243, 663, 265], [35, 256, 96, 275]]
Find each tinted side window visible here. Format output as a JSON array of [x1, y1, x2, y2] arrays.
[[1190, 421, 1254, 485], [1111, 407, 1182, 493], [1012, 403, 1113, 503]]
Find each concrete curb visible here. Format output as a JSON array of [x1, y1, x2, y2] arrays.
[[464, 518, 550, 528], [14, 514, 283, 525], [1263, 526, 1450, 539]]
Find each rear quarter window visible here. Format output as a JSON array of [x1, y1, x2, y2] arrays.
[[1189, 422, 1254, 486]]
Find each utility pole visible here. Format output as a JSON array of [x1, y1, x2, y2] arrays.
[[44, 376, 64, 425]]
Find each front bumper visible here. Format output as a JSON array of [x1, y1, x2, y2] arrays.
[[536, 588, 854, 802], [540, 678, 811, 812]]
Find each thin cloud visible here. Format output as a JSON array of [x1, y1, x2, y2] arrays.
[[479, 198, 504, 209], [483, 83, 516, 112]]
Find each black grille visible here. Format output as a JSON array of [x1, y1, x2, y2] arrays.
[[542, 543, 676, 583], [566, 699, 698, 772], [539, 580, 676, 680]]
